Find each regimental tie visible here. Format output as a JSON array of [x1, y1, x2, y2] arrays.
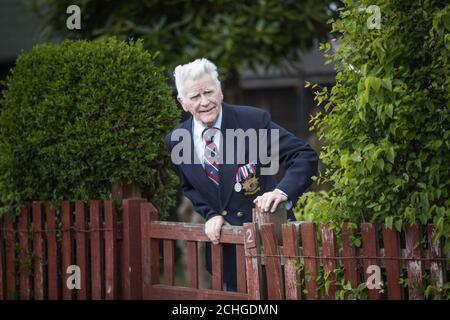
[[202, 127, 220, 187]]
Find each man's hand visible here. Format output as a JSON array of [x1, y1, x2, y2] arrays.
[[253, 190, 287, 213], [205, 215, 225, 245]]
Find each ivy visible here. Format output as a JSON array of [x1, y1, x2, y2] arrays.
[[295, 0, 450, 254]]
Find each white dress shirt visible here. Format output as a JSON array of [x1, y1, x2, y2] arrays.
[[192, 107, 222, 168]]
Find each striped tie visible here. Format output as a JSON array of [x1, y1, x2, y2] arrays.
[[203, 128, 219, 186]]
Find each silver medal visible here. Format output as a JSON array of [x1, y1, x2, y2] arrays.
[[234, 182, 242, 192]]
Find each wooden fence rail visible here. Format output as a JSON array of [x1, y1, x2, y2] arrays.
[[0, 199, 448, 300]]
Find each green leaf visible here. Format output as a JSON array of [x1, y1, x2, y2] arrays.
[[386, 104, 393, 118]]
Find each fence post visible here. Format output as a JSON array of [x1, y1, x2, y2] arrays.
[[140, 201, 158, 299], [244, 222, 262, 299], [121, 198, 145, 299]]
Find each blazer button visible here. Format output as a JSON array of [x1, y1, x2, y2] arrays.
[[221, 210, 228, 216], [236, 211, 244, 218]]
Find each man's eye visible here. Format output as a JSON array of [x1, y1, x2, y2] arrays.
[[205, 91, 213, 95], [191, 95, 200, 100]]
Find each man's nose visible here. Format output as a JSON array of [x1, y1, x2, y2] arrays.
[[200, 94, 209, 106]]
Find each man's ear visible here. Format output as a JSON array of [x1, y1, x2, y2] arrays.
[[177, 96, 188, 112]]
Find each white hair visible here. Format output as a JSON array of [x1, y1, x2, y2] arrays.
[[173, 58, 221, 98]]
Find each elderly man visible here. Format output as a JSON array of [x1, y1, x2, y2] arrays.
[[165, 58, 318, 291]]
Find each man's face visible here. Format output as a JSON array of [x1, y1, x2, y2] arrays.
[[178, 74, 223, 127]]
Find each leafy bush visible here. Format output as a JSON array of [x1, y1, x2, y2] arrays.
[[0, 38, 180, 217], [296, 0, 450, 253]]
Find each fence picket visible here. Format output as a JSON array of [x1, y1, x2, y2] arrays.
[[163, 240, 175, 286], [104, 200, 117, 299], [361, 223, 380, 300], [32, 202, 44, 300], [321, 225, 336, 300], [61, 201, 73, 300], [281, 223, 300, 300], [382, 225, 402, 300], [90, 201, 102, 299], [236, 244, 247, 293], [4, 213, 15, 300], [300, 223, 318, 299], [75, 201, 87, 299], [46, 203, 58, 300], [186, 241, 198, 288], [427, 225, 444, 300], [341, 223, 358, 289], [18, 206, 31, 300], [405, 224, 423, 299], [0, 215, 3, 300], [211, 244, 223, 291], [261, 223, 283, 299]]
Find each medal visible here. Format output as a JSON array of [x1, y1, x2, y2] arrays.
[[235, 162, 258, 193], [242, 175, 260, 195]]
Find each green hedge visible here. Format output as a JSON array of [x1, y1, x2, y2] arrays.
[[0, 38, 180, 217], [296, 0, 449, 253]]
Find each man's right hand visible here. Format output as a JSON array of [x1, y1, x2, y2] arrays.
[[205, 215, 225, 245]]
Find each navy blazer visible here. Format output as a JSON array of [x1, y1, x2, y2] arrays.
[[165, 103, 318, 225], [165, 103, 318, 287]]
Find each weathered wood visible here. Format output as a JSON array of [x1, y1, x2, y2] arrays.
[[321, 224, 336, 300], [140, 202, 157, 299], [104, 200, 117, 299], [236, 244, 247, 293], [186, 241, 198, 288], [244, 223, 262, 299], [427, 225, 444, 300], [341, 223, 358, 289], [300, 223, 318, 299], [163, 240, 175, 286], [0, 215, 3, 300], [18, 206, 31, 300], [148, 222, 244, 244], [405, 224, 423, 300], [361, 223, 380, 300], [148, 284, 248, 300], [61, 201, 73, 300], [121, 198, 145, 299], [281, 223, 300, 300], [46, 203, 58, 299], [382, 225, 402, 300], [211, 244, 223, 291], [75, 201, 87, 299], [32, 202, 44, 300], [4, 213, 15, 300], [260, 223, 283, 299], [253, 205, 287, 244], [90, 200, 102, 299]]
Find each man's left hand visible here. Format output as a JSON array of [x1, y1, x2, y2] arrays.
[[253, 190, 287, 213]]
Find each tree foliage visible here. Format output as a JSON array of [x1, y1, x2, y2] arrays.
[[0, 38, 180, 217], [31, 0, 335, 77], [296, 0, 450, 253]]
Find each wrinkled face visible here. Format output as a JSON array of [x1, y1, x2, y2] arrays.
[[178, 74, 223, 127]]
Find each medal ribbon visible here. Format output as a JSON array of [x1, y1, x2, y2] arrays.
[[235, 162, 256, 183]]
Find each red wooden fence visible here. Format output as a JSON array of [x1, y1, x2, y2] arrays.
[[0, 199, 448, 300]]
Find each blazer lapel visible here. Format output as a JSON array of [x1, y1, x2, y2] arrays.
[[179, 118, 220, 204], [219, 104, 239, 209]]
